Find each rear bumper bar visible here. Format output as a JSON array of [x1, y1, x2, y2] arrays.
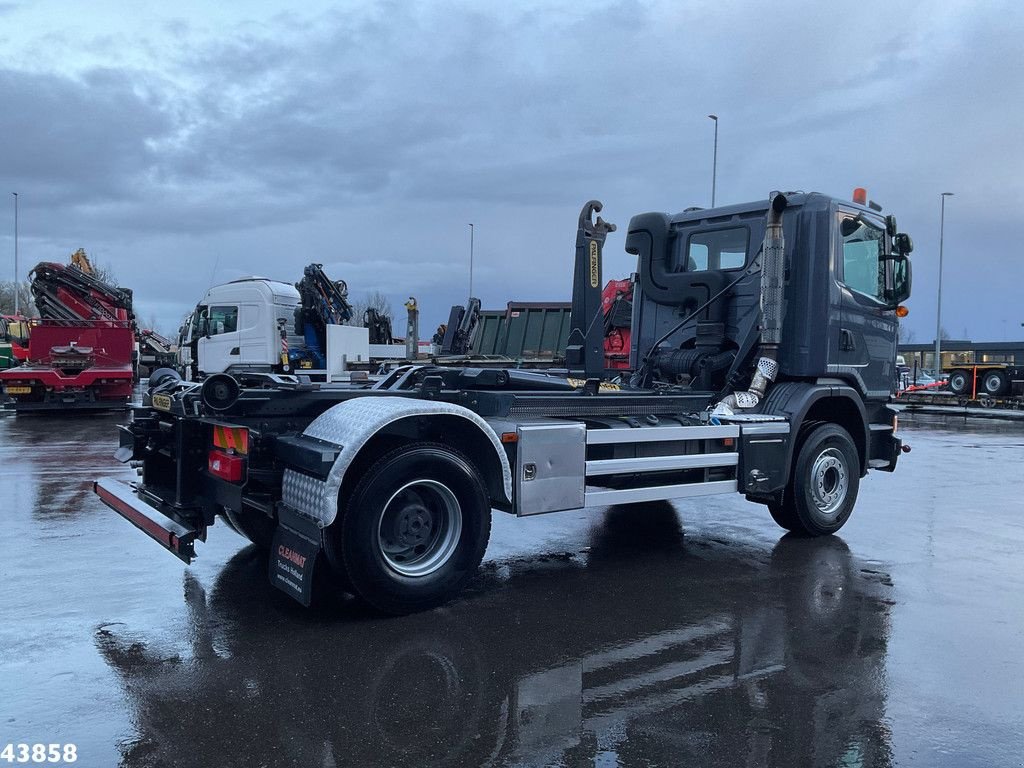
[[94, 477, 197, 563]]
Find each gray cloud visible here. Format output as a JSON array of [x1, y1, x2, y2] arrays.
[[0, 0, 1022, 339]]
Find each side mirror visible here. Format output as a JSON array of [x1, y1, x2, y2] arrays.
[[886, 256, 912, 308], [894, 232, 913, 255], [885, 215, 898, 236]]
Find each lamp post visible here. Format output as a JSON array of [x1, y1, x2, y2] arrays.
[[708, 115, 718, 207], [934, 192, 953, 373], [12, 192, 18, 315], [467, 223, 474, 298]]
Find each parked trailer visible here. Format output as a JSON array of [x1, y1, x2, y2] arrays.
[[895, 388, 1024, 414], [94, 190, 913, 614], [945, 363, 1024, 400]]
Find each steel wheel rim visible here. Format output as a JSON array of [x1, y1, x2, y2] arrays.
[[809, 448, 848, 517], [983, 375, 1001, 394], [377, 479, 462, 577], [950, 373, 966, 391]]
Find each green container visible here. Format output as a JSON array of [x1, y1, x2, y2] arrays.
[[472, 302, 572, 359], [0, 342, 14, 370]]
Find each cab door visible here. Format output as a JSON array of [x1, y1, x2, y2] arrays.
[[831, 210, 898, 398], [196, 304, 241, 374]]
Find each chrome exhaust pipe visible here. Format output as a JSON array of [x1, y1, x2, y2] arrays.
[[714, 192, 787, 415]]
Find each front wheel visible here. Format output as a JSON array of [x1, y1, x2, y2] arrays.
[[327, 442, 491, 614], [771, 424, 860, 537]]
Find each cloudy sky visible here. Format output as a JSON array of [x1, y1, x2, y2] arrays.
[[1, 0, 1022, 341]]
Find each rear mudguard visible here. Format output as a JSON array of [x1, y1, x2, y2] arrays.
[[281, 396, 512, 527]]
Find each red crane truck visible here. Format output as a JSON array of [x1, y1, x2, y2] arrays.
[[0, 262, 136, 412]]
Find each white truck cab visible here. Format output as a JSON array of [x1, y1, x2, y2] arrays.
[[184, 278, 303, 377]]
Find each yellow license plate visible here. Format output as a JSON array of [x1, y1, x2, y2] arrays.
[[5, 386, 31, 395], [152, 394, 172, 411]]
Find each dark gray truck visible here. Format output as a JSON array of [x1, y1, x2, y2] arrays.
[[95, 190, 913, 614]]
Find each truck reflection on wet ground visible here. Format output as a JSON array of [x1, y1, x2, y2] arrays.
[[96, 513, 893, 768], [2, 415, 1023, 767]]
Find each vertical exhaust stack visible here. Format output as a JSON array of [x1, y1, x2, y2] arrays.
[[567, 200, 616, 379], [715, 191, 788, 414]]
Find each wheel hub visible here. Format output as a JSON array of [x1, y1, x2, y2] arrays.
[[810, 448, 848, 517], [378, 480, 462, 577]]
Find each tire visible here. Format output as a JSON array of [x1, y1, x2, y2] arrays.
[[947, 369, 970, 395], [780, 424, 860, 537], [224, 508, 276, 550], [328, 442, 491, 615], [981, 370, 1009, 397], [148, 367, 181, 391], [767, 499, 801, 532]]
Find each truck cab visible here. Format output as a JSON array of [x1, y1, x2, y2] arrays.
[[185, 278, 304, 377], [0, 315, 31, 369], [627, 192, 911, 401]]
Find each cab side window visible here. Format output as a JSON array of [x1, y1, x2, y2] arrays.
[[208, 306, 238, 335], [676, 227, 748, 272], [839, 217, 885, 301]]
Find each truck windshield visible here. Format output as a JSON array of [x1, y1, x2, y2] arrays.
[[840, 218, 885, 300]]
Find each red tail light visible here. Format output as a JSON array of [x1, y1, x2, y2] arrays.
[[208, 450, 245, 483]]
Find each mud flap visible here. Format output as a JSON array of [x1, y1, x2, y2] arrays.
[[269, 516, 322, 607]]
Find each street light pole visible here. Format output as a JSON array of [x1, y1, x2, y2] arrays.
[[934, 192, 953, 373], [12, 192, 18, 316], [468, 223, 474, 298], [708, 115, 718, 207]]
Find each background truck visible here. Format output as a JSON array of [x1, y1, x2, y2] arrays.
[[0, 315, 31, 369], [136, 328, 177, 377], [95, 189, 913, 614], [0, 260, 136, 412], [178, 264, 401, 380]]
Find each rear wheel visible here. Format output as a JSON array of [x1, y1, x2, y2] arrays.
[[223, 508, 276, 550], [775, 424, 860, 537], [947, 369, 970, 395], [328, 442, 491, 615], [981, 370, 1009, 397]]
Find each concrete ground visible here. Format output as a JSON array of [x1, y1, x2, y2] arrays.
[[1, 411, 1021, 767]]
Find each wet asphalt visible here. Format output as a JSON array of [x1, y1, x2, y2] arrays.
[[0, 411, 1022, 768]]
